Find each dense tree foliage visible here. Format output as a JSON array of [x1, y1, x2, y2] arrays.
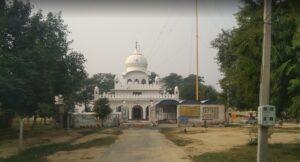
[[148, 72, 158, 84], [212, 0, 300, 117], [0, 1, 87, 126], [161, 73, 221, 102], [93, 98, 112, 127], [161, 73, 183, 94], [76, 73, 115, 111]]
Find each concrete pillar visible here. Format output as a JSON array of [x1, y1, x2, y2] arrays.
[[143, 107, 146, 120], [128, 106, 132, 120]]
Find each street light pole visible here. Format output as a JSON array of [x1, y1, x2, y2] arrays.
[[257, 0, 272, 162]]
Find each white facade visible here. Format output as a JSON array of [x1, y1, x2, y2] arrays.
[[94, 45, 179, 120]]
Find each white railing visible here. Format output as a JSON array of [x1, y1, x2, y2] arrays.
[[95, 93, 178, 100], [114, 83, 162, 90]]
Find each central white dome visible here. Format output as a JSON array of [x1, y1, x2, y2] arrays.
[[125, 49, 148, 73]]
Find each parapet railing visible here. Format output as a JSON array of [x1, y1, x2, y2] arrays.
[[95, 93, 178, 100]]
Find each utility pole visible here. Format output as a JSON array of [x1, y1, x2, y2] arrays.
[[195, 0, 199, 101], [257, 0, 271, 162]]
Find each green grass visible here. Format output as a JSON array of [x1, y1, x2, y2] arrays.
[[0, 125, 56, 141], [160, 128, 193, 146], [0, 136, 117, 162], [192, 143, 300, 162], [77, 128, 104, 136]]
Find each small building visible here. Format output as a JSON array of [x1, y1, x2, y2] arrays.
[[177, 100, 225, 125], [149, 99, 179, 123]]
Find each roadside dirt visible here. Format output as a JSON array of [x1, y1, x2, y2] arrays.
[[47, 147, 108, 162], [167, 124, 300, 156], [47, 128, 119, 162]]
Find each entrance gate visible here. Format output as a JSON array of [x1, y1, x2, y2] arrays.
[[132, 105, 143, 120]]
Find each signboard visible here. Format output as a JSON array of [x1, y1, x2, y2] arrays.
[[202, 107, 219, 120], [178, 116, 189, 124], [179, 105, 200, 117], [258, 105, 276, 126]]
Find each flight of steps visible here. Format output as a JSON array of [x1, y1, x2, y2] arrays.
[[121, 120, 154, 128]]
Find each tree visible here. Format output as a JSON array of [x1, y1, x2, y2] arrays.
[[93, 98, 112, 127], [92, 73, 115, 92], [180, 74, 202, 100], [37, 103, 54, 124], [75, 73, 115, 112], [0, 0, 87, 147], [148, 72, 158, 84], [161, 73, 221, 102], [161, 73, 183, 94], [212, 0, 300, 115]]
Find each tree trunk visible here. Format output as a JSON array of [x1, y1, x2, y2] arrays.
[[26, 117, 30, 125], [84, 102, 88, 112], [32, 114, 37, 128], [40, 118, 43, 125], [296, 109, 299, 124], [19, 117, 24, 150]]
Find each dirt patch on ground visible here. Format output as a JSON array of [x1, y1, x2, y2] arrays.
[[270, 132, 300, 144], [72, 134, 110, 145], [163, 124, 300, 156], [177, 127, 249, 156], [47, 146, 108, 162]]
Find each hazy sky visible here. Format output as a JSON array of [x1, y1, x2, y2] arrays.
[[31, 0, 240, 91]]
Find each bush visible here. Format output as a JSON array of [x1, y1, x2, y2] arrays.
[[248, 125, 273, 145]]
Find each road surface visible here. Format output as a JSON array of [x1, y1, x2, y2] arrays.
[[95, 128, 190, 162]]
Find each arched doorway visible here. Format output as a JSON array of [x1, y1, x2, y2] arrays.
[[132, 105, 143, 120], [146, 106, 149, 120]]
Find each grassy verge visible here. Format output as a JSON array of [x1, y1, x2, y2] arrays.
[[192, 143, 300, 162], [0, 136, 117, 162], [160, 128, 193, 146], [77, 128, 104, 136], [0, 125, 57, 141]]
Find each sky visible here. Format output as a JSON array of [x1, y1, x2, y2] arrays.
[[30, 0, 240, 91]]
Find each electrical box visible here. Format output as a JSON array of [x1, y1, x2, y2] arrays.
[[258, 105, 276, 126]]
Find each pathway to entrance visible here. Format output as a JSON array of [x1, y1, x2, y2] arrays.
[[95, 128, 190, 162]]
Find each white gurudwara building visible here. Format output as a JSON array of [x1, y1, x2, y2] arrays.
[[93, 45, 179, 121]]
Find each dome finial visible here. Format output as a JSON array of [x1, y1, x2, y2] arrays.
[[135, 41, 140, 54], [135, 41, 138, 50]]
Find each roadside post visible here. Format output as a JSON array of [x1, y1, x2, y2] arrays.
[[178, 116, 188, 133], [54, 94, 65, 128]]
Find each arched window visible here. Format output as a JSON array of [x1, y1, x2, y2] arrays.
[[116, 106, 122, 112], [127, 79, 132, 84], [141, 79, 146, 84], [134, 79, 139, 84]]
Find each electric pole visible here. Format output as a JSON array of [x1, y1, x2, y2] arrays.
[[257, 0, 272, 162]]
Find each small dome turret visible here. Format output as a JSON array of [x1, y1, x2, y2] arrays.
[[155, 76, 160, 84]]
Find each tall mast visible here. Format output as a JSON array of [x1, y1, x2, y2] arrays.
[[195, 0, 199, 101]]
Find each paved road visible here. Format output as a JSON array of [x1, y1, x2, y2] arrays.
[[95, 128, 190, 162]]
